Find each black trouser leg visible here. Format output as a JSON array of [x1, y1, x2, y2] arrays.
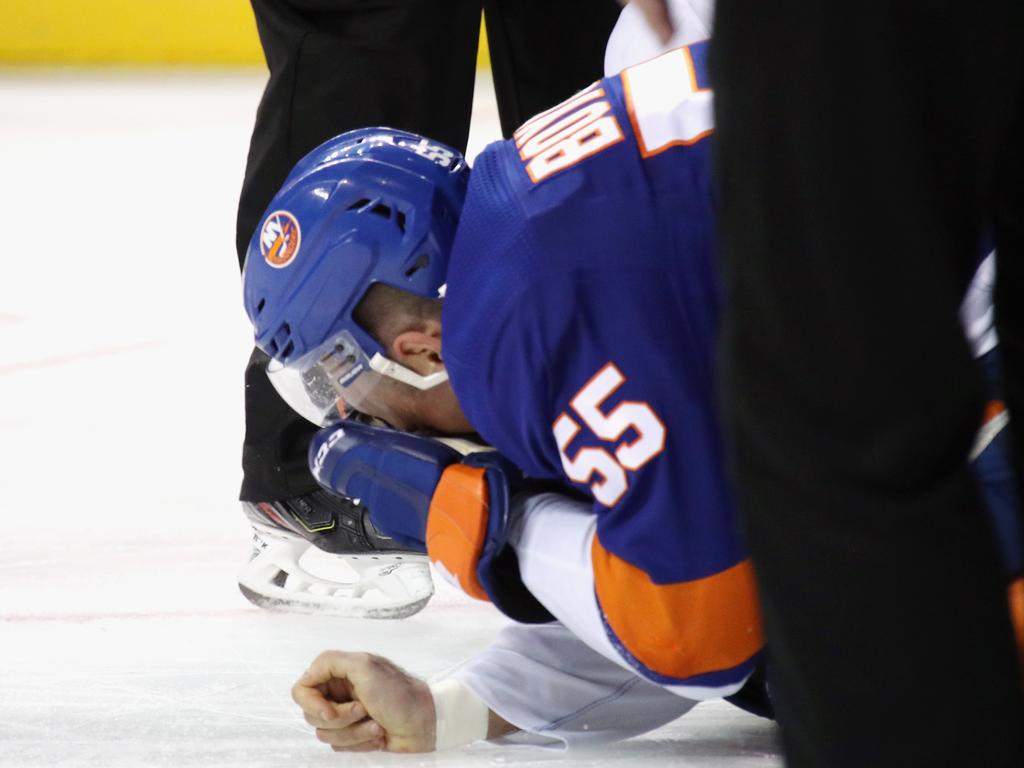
[[236, 0, 619, 502], [236, 0, 481, 501], [483, 0, 621, 135], [241, 348, 320, 500], [712, 1, 1024, 765]]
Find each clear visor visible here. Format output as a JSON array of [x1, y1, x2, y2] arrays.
[[265, 329, 448, 427]]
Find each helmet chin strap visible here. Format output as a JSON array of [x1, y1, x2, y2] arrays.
[[369, 352, 449, 390]]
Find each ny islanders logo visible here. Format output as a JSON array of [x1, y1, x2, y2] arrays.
[[260, 211, 301, 268]]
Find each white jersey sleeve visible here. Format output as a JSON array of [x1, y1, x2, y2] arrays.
[[960, 251, 998, 359], [448, 621, 697, 749], [498, 492, 746, 699], [604, 0, 715, 75]]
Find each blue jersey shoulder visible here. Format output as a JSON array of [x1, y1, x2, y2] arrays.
[[443, 41, 733, 583]]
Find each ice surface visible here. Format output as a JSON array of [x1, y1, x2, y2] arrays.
[[0, 69, 780, 767]]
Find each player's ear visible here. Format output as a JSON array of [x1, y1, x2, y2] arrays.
[[391, 323, 443, 374]]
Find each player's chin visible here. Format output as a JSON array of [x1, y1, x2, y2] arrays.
[[416, 382, 476, 435], [421, 413, 477, 437]]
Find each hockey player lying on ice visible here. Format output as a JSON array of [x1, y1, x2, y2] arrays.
[[243, 42, 1021, 752]]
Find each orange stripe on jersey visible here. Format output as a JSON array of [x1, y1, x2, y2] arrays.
[[1009, 577, 1024, 688], [680, 45, 710, 95], [985, 400, 1008, 425], [972, 399, 1010, 460], [591, 535, 763, 680], [425, 464, 491, 602], [621, 67, 651, 157]]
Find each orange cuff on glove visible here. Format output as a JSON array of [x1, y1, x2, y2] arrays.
[[425, 465, 492, 602]]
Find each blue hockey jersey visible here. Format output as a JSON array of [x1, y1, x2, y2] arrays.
[[441, 42, 764, 691]]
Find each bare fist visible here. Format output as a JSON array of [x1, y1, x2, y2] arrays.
[[291, 651, 437, 753]]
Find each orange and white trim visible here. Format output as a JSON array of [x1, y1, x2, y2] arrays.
[[622, 46, 714, 159]]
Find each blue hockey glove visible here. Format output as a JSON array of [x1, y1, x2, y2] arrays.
[[309, 421, 554, 623]]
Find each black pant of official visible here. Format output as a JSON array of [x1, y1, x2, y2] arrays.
[[235, 0, 622, 501], [712, 2, 1024, 766]]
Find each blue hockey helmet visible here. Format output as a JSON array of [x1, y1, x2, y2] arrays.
[[242, 127, 470, 426]]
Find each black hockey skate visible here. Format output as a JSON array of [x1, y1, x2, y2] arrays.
[[238, 488, 433, 619]]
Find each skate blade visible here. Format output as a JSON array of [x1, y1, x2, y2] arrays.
[[238, 533, 435, 619], [238, 584, 432, 619]]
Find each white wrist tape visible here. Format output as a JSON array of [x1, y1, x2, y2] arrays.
[[429, 678, 490, 750]]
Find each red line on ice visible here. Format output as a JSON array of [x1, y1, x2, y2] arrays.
[[0, 608, 260, 623], [0, 342, 160, 374]]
